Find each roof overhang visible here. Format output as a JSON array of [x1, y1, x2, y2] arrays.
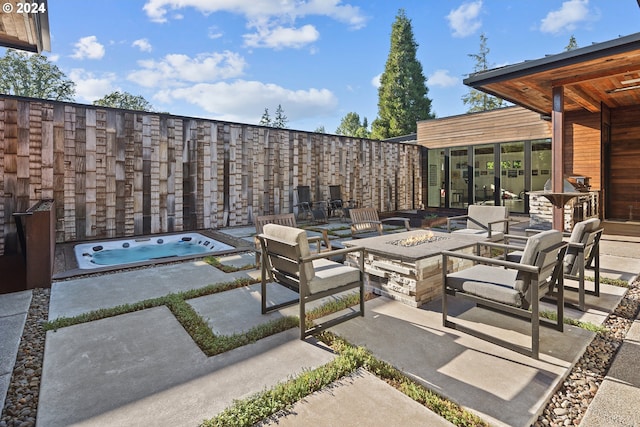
[[463, 32, 640, 115], [0, 0, 50, 53]]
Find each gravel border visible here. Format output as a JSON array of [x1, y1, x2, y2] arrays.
[[1, 282, 638, 426]]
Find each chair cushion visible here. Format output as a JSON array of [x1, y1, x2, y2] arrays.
[[466, 205, 508, 231], [308, 258, 361, 294], [446, 264, 523, 307], [564, 218, 600, 275], [263, 223, 314, 280], [515, 229, 562, 296]]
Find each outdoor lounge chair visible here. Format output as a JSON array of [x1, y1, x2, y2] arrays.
[[328, 185, 355, 220], [503, 218, 603, 311], [254, 213, 331, 266], [446, 204, 510, 240], [349, 207, 411, 239], [257, 223, 365, 339], [295, 186, 327, 223], [442, 229, 568, 359]]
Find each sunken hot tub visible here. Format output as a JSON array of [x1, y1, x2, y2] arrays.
[[74, 232, 234, 270]]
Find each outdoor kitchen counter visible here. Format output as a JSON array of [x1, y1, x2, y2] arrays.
[[343, 230, 486, 307]]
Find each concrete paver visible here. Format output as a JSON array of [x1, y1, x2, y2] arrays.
[[0, 290, 31, 412], [2, 230, 640, 426], [261, 368, 455, 427]]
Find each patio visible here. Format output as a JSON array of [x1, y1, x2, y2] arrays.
[[2, 223, 639, 426]]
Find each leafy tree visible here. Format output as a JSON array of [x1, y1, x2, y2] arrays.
[[259, 108, 271, 126], [314, 125, 326, 133], [273, 104, 288, 128], [462, 33, 505, 113], [0, 49, 75, 101], [336, 112, 370, 138], [371, 9, 434, 140], [93, 91, 153, 111], [565, 35, 578, 51]]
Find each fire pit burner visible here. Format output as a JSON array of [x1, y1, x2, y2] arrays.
[[386, 232, 450, 247]]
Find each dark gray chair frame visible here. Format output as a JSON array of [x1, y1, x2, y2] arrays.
[[257, 232, 365, 339], [442, 239, 568, 359], [295, 186, 327, 223], [328, 185, 355, 220], [253, 213, 332, 266], [504, 226, 603, 311]]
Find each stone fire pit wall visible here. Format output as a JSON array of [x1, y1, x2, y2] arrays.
[[346, 231, 487, 307]]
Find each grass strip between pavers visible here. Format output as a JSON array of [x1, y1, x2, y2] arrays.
[[203, 255, 256, 273], [202, 333, 488, 427], [43, 279, 372, 358]]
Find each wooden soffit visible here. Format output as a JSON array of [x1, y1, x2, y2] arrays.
[[0, 0, 50, 53], [464, 32, 640, 115]]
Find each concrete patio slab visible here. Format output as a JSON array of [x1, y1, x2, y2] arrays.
[[261, 368, 455, 427], [38, 306, 336, 427], [216, 251, 256, 269], [48, 260, 253, 320], [0, 290, 31, 412], [331, 297, 594, 427], [581, 312, 640, 427]]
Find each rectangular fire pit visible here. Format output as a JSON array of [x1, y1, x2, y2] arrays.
[[343, 230, 487, 307]]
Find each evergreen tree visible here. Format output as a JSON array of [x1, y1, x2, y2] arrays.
[[336, 112, 370, 138], [462, 33, 505, 113], [565, 35, 578, 51], [93, 91, 153, 111], [259, 108, 271, 126], [371, 9, 434, 140], [314, 125, 326, 133], [273, 104, 288, 128], [0, 49, 75, 101]]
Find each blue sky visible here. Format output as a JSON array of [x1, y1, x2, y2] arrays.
[[7, 0, 640, 133]]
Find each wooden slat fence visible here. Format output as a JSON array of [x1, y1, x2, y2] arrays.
[[0, 95, 424, 255]]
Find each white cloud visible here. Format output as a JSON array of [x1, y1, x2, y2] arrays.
[[132, 38, 153, 52], [68, 69, 117, 102], [47, 53, 60, 62], [143, 0, 367, 27], [540, 0, 592, 34], [142, 0, 366, 50], [428, 70, 459, 88], [208, 26, 223, 39], [244, 24, 319, 49], [153, 80, 338, 124], [371, 73, 381, 89], [71, 36, 105, 60], [446, 1, 483, 38], [127, 51, 247, 88]]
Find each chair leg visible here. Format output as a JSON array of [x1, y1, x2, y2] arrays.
[[300, 296, 306, 340]]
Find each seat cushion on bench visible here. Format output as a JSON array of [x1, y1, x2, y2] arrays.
[[308, 258, 360, 294], [446, 264, 523, 307]]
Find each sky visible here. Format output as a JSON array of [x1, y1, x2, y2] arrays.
[[4, 0, 640, 133]]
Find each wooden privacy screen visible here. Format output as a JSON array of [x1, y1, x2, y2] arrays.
[[0, 96, 423, 255]]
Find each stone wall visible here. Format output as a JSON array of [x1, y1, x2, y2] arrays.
[[529, 192, 599, 231]]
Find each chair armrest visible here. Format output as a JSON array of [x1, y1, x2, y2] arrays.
[[447, 215, 469, 232], [381, 217, 411, 230], [477, 240, 528, 252], [487, 218, 510, 236], [441, 250, 539, 274], [301, 245, 364, 262]]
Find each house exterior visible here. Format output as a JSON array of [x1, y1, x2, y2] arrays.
[[418, 32, 640, 235]]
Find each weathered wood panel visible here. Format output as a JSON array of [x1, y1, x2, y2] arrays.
[[0, 95, 423, 255]]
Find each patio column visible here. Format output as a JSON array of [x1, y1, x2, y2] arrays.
[[551, 86, 564, 231]]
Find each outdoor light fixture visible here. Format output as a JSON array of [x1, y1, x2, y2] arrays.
[[607, 84, 640, 93], [621, 77, 640, 85]]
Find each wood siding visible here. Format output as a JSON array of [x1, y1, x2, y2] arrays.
[[563, 109, 601, 190], [0, 96, 423, 255], [416, 106, 551, 148], [609, 105, 640, 220]]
